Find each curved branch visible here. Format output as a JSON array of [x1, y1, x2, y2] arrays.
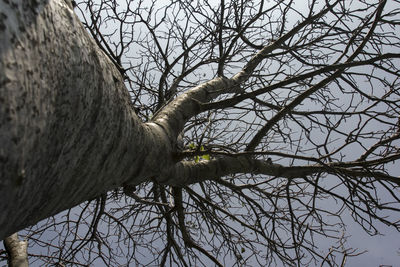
[[200, 53, 400, 112], [245, 0, 388, 151], [231, 0, 340, 84], [151, 1, 341, 141], [173, 187, 223, 267], [151, 76, 240, 140]]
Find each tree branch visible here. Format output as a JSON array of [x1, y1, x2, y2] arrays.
[[161, 156, 400, 186]]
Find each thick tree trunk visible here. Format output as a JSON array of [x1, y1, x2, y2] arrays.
[[0, 0, 172, 240]]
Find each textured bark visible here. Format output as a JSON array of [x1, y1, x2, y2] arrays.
[[152, 77, 240, 141], [4, 233, 28, 267], [2, 0, 395, 245], [161, 155, 400, 186], [0, 0, 172, 240]]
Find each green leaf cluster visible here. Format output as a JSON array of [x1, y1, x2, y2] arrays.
[[188, 143, 210, 162]]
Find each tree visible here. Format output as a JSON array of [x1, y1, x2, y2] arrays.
[[1, 0, 399, 265]]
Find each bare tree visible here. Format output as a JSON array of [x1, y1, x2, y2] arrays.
[[1, 0, 399, 266]]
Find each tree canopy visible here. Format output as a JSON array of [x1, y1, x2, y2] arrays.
[[1, 0, 400, 266]]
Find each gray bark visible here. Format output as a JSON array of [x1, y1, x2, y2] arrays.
[[0, 0, 266, 240], [2, 0, 395, 242], [162, 155, 400, 186], [4, 233, 28, 267], [0, 0, 172, 240]]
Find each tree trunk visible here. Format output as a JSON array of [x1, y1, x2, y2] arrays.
[[0, 0, 172, 240], [4, 233, 29, 267]]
